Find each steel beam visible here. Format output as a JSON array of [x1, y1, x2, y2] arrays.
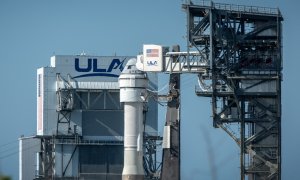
[[184, 1, 283, 179]]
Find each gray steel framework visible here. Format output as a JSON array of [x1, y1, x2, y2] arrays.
[[56, 74, 74, 135], [143, 109, 163, 180], [182, 1, 283, 179], [36, 136, 54, 179]]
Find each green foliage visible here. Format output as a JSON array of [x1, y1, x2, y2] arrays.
[[0, 176, 11, 180]]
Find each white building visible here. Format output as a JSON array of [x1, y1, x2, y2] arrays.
[[19, 55, 158, 179]]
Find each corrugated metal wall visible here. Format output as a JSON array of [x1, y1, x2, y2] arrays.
[[19, 137, 40, 180]]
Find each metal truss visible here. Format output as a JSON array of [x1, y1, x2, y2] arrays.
[[39, 74, 124, 179], [56, 74, 74, 135], [35, 136, 54, 180], [143, 134, 162, 180], [183, 1, 283, 179]]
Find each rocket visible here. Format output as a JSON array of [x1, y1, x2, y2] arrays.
[[119, 58, 147, 180]]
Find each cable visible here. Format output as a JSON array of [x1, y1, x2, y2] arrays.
[[147, 83, 169, 93], [0, 140, 40, 160], [0, 144, 20, 154], [0, 139, 18, 147]]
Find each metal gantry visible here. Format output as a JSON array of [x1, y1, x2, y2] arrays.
[[182, 1, 283, 179]]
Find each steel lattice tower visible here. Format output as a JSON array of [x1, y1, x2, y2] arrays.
[[183, 1, 283, 179]]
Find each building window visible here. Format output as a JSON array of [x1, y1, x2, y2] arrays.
[[38, 74, 41, 97]]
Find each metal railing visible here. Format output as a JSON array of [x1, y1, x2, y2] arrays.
[[164, 52, 209, 73], [52, 138, 123, 145], [185, 0, 279, 15], [214, 3, 278, 15]]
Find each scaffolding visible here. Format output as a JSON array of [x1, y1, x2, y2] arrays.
[[183, 1, 283, 179]]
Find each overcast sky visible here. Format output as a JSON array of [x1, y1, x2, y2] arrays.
[[0, 0, 299, 180]]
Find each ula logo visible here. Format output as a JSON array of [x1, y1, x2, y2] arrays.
[[147, 60, 158, 66], [74, 58, 125, 78]]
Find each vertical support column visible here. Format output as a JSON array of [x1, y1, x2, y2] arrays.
[[39, 137, 54, 179], [161, 74, 180, 180], [277, 13, 282, 180], [186, 1, 191, 70], [209, 3, 214, 70], [161, 45, 181, 180], [240, 99, 245, 180], [61, 144, 64, 177], [209, 8, 218, 128]]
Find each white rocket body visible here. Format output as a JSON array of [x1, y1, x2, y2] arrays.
[[119, 59, 147, 180]]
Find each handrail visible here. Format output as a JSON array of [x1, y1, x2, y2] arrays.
[[185, 0, 279, 15]]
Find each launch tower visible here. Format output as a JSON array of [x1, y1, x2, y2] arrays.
[[183, 1, 283, 179]]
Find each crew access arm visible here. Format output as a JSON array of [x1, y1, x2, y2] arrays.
[[136, 44, 209, 180]]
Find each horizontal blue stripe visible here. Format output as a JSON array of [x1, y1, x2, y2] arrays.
[[73, 73, 119, 79]]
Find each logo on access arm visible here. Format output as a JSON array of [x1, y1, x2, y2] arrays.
[[147, 60, 158, 66], [74, 58, 125, 78]]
